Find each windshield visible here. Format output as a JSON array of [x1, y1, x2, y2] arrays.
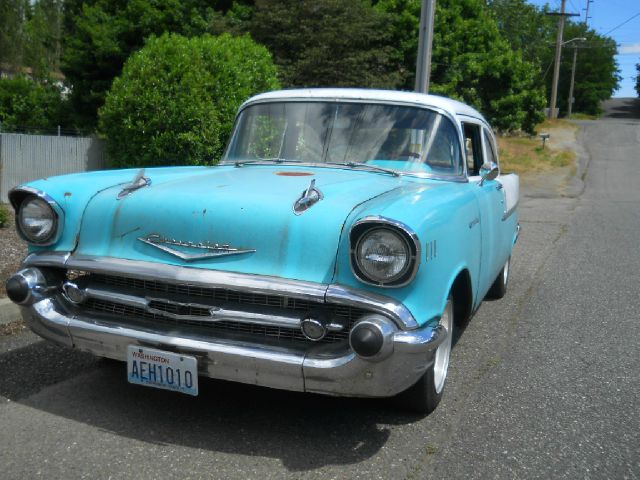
[[222, 101, 464, 176]]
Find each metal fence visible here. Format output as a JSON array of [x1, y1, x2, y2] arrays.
[[0, 133, 106, 203]]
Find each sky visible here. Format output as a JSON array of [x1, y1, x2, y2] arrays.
[[527, 0, 639, 97]]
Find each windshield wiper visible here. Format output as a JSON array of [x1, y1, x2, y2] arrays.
[[233, 158, 302, 167], [325, 162, 400, 177]]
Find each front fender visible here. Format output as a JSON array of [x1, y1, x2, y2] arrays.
[[332, 179, 482, 327]]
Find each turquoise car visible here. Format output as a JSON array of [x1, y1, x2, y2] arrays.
[[6, 89, 519, 414]]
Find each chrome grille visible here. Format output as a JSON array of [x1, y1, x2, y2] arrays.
[[73, 272, 370, 344]]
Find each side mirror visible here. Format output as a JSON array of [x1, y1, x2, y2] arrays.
[[479, 162, 499, 186]]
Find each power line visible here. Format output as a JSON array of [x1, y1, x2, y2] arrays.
[[602, 11, 640, 37]]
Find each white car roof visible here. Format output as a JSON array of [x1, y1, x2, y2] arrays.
[[241, 88, 488, 125]]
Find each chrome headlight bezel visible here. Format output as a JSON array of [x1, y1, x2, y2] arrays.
[[10, 187, 64, 246], [349, 216, 421, 288]]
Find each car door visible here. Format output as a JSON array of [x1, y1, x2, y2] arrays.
[[463, 120, 505, 299]]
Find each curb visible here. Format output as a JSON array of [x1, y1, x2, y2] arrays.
[[0, 297, 21, 327], [562, 120, 590, 198]]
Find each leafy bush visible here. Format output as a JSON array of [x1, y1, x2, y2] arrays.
[[0, 204, 9, 228], [0, 76, 66, 134], [99, 33, 280, 168]]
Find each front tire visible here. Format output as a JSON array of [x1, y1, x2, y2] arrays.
[[394, 298, 454, 414]]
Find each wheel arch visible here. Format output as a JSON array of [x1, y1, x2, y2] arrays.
[[448, 267, 473, 328]]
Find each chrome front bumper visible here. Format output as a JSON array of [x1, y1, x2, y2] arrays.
[[21, 298, 445, 397], [13, 253, 447, 398]]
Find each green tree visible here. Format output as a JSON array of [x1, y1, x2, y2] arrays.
[[487, 0, 556, 69], [0, 0, 29, 67], [23, 0, 64, 77], [0, 76, 66, 133], [62, 0, 215, 131], [551, 22, 620, 115], [250, 0, 402, 89], [377, 0, 545, 132], [488, 0, 620, 116], [98, 33, 279, 168]]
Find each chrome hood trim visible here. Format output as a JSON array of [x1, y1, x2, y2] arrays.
[[23, 252, 419, 330], [137, 233, 255, 261]]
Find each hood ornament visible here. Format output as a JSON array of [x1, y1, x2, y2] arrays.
[[293, 179, 323, 215], [118, 169, 151, 199], [138, 234, 255, 261]]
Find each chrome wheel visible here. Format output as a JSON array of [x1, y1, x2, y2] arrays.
[[433, 298, 453, 394], [503, 256, 510, 286]]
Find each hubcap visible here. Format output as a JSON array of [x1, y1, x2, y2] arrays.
[[433, 299, 453, 394], [503, 257, 511, 285]]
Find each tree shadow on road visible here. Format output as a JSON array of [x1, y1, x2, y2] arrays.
[[602, 98, 640, 120], [0, 339, 429, 472]]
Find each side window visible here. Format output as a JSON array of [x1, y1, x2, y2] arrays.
[[462, 123, 483, 175], [483, 129, 498, 167]]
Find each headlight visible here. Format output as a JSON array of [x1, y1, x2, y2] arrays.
[[17, 196, 58, 244], [350, 218, 420, 287]]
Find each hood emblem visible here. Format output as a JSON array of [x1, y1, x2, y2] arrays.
[[138, 234, 255, 261], [293, 179, 323, 215]]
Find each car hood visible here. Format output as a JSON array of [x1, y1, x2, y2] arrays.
[[74, 165, 404, 283]]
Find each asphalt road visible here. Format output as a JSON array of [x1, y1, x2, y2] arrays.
[[1, 99, 639, 479]]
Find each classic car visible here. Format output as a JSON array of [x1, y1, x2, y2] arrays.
[[6, 88, 519, 414]]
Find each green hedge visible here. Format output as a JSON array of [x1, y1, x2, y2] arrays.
[[99, 33, 280, 168]]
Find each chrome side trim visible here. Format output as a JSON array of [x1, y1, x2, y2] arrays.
[[21, 253, 419, 330], [349, 215, 422, 289], [8, 186, 66, 246], [513, 223, 521, 245], [502, 201, 519, 221]]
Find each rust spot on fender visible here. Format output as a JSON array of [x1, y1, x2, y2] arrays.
[[64, 192, 72, 197], [275, 172, 314, 177]]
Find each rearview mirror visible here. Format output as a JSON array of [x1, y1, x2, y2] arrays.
[[479, 162, 499, 186]]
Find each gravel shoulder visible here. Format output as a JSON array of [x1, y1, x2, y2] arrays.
[[519, 121, 586, 199]]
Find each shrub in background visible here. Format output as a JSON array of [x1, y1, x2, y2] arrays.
[[0, 76, 66, 134], [98, 33, 280, 168], [0, 204, 10, 227]]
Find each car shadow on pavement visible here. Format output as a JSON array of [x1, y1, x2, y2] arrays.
[[1, 339, 426, 471]]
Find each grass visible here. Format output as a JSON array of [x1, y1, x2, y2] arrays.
[[498, 119, 577, 176], [568, 112, 598, 120]]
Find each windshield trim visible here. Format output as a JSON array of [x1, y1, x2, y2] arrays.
[[221, 98, 468, 181]]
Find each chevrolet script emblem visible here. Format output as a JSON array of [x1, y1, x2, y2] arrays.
[[138, 234, 255, 261]]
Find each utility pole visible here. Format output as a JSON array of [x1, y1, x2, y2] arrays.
[[415, 0, 436, 94], [568, 0, 592, 117], [584, 0, 593, 25], [547, 1, 580, 118], [549, 0, 567, 119], [567, 46, 578, 117]]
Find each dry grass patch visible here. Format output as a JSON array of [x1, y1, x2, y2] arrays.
[[498, 119, 577, 176]]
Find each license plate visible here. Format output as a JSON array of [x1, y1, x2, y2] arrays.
[[127, 345, 198, 396]]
